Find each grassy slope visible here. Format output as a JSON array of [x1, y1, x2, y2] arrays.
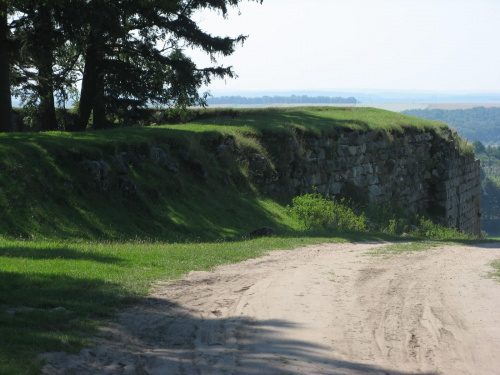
[[0, 107, 455, 374], [0, 107, 449, 242]]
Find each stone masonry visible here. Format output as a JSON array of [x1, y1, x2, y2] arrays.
[[257, 129, 481, 236]]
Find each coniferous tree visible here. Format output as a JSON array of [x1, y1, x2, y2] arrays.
[[2, 0, 262, 132], [73, 0, 260, 130], [9, 0, 82, 131], [0, 1, 13, 131]]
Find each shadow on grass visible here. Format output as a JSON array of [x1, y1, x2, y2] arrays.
[[0, 271, 137, 375], [40, 296, 438, 375], [0, 245, 122, 263]]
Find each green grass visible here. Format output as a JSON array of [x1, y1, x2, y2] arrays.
[[0, 107, 450, 242], [0, 231, 397, 375], [368, 240, 451, 255], [367, 238, 499, 256], [187, 106, 449, 136], [0, 107, 475, 374]]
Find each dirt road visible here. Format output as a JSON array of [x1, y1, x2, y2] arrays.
[[42, 242, 500, 375]]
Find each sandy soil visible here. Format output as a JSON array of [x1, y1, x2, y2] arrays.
[[41, 242, 500, 375]]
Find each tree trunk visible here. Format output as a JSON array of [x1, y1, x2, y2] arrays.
[[34, 3, 57, 131], [0, 5, 13, 132], [74, 10, 105, 132], [92, 70, 106, 129], [74, 43, 99, 131]]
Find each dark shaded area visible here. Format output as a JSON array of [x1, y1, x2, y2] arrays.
[[0, 245, 121, 263], [0, 109, 381, 242], [0, 270, 136, 374], [40, 295, 439, 375]]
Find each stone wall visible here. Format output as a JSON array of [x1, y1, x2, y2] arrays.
[[78, 127, 482, 236], [254, 129, 481, 235]]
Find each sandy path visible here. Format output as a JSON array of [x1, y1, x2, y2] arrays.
[[41, 242, 500, 375]]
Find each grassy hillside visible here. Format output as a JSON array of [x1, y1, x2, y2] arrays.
[[0, 107, 450, 242], [0, 107, 480, 375]]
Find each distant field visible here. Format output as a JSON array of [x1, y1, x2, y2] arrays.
[[206, 103, 431, 112], [206, 102, 500, 112]]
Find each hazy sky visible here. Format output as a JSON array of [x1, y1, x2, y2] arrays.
[[190, 0, 500, 94]]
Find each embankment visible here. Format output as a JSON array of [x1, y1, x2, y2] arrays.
[[0, 107, 481, 239]]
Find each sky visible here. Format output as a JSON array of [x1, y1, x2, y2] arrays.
[[189, 0, 500, 95]]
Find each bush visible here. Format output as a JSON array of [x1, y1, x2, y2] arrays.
[[410, 216, 474, 240], [287, 190, 366, 231], [287, 191, 478, 240]]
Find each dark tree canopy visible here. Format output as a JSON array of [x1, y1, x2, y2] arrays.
[[0, 0, 263, 132], [0, 1, 13, 131]]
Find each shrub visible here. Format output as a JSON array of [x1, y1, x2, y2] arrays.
[[288, 191, 478, 240], [287, 190, 366, 231], [410, 216, 474, 240]]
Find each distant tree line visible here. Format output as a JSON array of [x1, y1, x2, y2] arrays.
[[402, 107, 500, 145], [0, 0, 262, 132], [207, 95, 358, 105]]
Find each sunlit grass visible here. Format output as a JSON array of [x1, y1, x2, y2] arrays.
[[365, 240, 486, 256], [0, 106, 478, 374], [0, 233, 390, 374]]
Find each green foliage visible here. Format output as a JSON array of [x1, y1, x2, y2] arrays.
[[473, 140, 486, 154], [410, 216, 474, 240], [451, 129, 475, 156], [0, 107, 451, 241], [3, 0, 264, 132], [287, 191, 477, 241], [402, 106, 500, 145], [287, 190, 366, 231]]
